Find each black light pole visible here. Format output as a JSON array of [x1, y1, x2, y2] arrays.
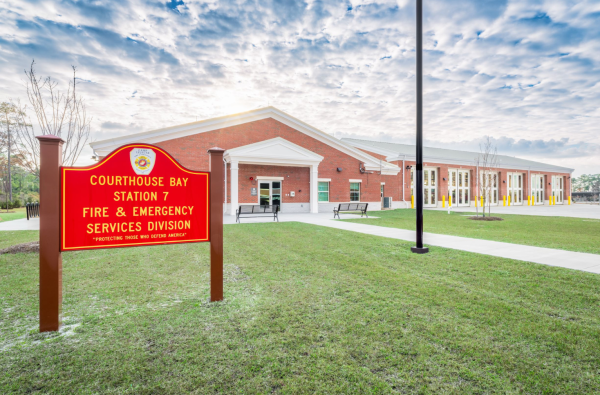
[[411, 0, 429, 254]]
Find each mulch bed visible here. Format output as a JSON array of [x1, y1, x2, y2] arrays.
[[0, 242, 39, 254], [468, 216, 504, 221]]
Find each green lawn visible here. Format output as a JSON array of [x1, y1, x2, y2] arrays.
[[1, 223, 600, 393], [342, 209, 600, 255], [0, 207, 27, 223]]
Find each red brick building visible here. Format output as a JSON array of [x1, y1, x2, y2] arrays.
[[342, 138, 573, 208], [91, 107, 573, 214]]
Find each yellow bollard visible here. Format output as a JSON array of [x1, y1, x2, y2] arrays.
[[480, 196, 484, 207], [475, 195, 478, 207], [568, 196, 571, 205], [528, 196, 531, 206], [503, 195, 506, 206], [411, 195, 414, 209], [508, 195, 511, 206], [442, 195, 446, 208]]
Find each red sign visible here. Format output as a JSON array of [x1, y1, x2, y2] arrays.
[[61, 144, 210, 251]]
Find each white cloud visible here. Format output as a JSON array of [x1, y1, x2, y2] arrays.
[[0, 0, 598, 175]]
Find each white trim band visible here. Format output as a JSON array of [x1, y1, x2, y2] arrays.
[[256, 176, 284, 181]]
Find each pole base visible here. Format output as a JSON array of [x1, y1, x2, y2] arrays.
[[411, 246, 429, 254]]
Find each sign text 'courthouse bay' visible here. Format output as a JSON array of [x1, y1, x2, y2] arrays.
[[61, 144, 210, 251]]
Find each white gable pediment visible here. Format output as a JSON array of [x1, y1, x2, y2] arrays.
[[224, 137, 323, 167]]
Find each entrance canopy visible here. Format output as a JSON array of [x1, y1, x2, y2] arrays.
[[224, 137, 324, 214], [224, 137, 323, 167]]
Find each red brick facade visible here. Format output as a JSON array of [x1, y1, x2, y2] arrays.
[[91, 108, 572, 210], [155, 118, 401, 206], [109, 115, 570, 209], [386, 160, 571, 206]]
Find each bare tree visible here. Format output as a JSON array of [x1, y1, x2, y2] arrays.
[[476, 136, 499, 218], [17, 60, 91, 176]]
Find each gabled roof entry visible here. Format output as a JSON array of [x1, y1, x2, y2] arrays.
[[224, 137, 323, 167]]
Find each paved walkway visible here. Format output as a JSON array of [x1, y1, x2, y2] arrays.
[[298, 216, 600, 274], [0, 218, 39, 231], [3, 214, 599, 274], [431, 203, 600, 219], [228, 212, 600, 274]]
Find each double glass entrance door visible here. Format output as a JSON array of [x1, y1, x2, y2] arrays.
[[259, 181, 281, 207], [552, 176, 564, 204], [410, 168, 437, 207], [448, 169, 470, 206], [531, 175, 544, 205], [480, 172, 499, 205], [507, 173, 523, 205]]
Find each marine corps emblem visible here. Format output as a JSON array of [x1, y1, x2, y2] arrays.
[[130, 148, 156, 175]]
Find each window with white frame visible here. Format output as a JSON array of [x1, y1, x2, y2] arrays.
[[350, 182, 360, 202], [318, 182, 329, 202]]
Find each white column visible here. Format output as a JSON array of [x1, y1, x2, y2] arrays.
[[230, 161, 239, 216], [310, 165, 319, 213]]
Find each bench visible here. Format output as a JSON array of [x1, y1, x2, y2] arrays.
[[236, 205, 280, 223], [333, 203, 368, 219]]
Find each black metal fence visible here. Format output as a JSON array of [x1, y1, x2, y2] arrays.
[[572, 192, 600, 203], [26, 202, 40, 220]]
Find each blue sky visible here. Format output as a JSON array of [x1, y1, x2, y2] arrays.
[[1, 0, 599, 174]]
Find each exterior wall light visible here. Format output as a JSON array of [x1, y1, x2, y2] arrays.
[[337, 167, 343, 172]]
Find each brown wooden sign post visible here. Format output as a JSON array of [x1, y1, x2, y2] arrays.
[[208, 147, 224, 302], [37, 138, 225, 332], [37, 135, 64, 332]]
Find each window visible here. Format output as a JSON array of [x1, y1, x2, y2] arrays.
[[318, 182, 329, 202], [350, 182, 360, 202]]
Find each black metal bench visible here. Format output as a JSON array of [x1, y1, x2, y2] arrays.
[[26, 202, 40, 220], [333, 203, 368, 219], [236, 205, 280, 223]]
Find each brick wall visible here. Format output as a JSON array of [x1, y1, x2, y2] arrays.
[[389, 160, 570, 205], [236, 164, 310, 204], [156, 118, 396, 204]]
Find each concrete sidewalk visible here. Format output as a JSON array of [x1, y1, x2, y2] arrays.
[[297, 217, 600, 274], [227, 212, 600, 273], [2, 213, 598, 274], [0, 218, 39, 231]]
